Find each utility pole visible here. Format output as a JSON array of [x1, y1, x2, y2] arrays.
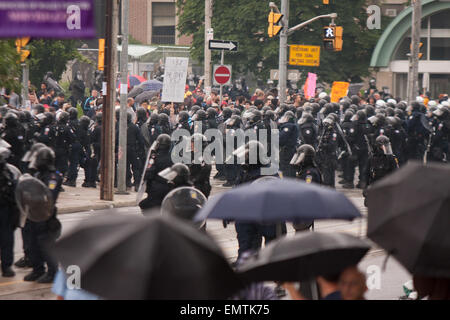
[[278, 0, 289, 104], [117, 0, 129, 195], [407, 0, 422, 104], [204, 0, 212, 95], [21, 63, 29, 109], [101, 0, 118, 201]]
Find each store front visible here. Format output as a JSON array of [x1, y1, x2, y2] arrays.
[[371, 0, 450, 99]]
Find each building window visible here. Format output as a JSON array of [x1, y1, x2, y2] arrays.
[[430, 10, 450, 29], [430, 38, 450, 60], [152, 2, 175, 44]]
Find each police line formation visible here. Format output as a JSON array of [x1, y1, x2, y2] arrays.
[[0, 87, 449, 287]]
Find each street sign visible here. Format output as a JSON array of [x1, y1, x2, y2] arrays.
[[270, 69, 301, 82], [213, 65, 232, 86], [289, 45, 320, 67], [209, 40, 238, 52], [206, 28, 214, 41]]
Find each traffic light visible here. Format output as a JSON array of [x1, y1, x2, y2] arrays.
[[323, 0, 329, 4], [98, 38, 105, 71], [323, 26, 343, 52], [15, 37, 31, 63], [268, 11, 283, 38], [410, 42, 424, 59]]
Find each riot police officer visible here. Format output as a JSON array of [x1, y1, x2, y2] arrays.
[[278, 111, 298, 178], [223, 115, 242, 187], [0, 147, 20, 278], [387, 116, 408, 166], [406, 102, 430, 161], [1, 112, 25, 169], [84, 113, 102, 188], [54, 111, 76, 177], [126, 112, 145, 190], [290, 144, 321, 232], [350, 110, 372, 189], [65, 108, 82, 186], [158, 113, 172, 135], [191, 109, 207, 134], [139, 134, 173, 212], [340, 110, 357, 188], [187, 133, 212, 197], [428, 106, 450, 163], [316, 115, 338, 188], [175, 111, 191, 132], [298, 113, 318, 147], [25, 146, 62, 283]]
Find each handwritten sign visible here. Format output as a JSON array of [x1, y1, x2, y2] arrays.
[[161, 57, 189, 103], [330, 81, 350, 103]]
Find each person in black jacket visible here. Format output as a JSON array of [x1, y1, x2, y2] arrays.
[[64, 108, 82, 186], [84, 113, 102, 188], [77, 116, 92, 188], [53, 111, 76, 177], [1, 112, 25, 169], [278, 111, 298, 178], [24, 146, 62, 283], [139, 134, 173, 212], [68, 71, 85, 108], [126, 112, 145, 190], [187, 133, 212, 198]]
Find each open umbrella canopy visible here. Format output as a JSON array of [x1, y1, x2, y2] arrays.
[[237, 232, 370, 283], [117, 75, 147, 89], [139, 79, 163, 92], [135, 90, 159, 104], [367, 161, 450, 278], [194, 178, 361, 223], [51, 212, 242, 300]]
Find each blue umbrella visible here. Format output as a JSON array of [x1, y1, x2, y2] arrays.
[[194, 178, 361, 223]]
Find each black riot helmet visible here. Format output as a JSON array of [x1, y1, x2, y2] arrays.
[[226, 114, 242, 128], [158, 113, 170, 125], [79, 116, 91, 130], [57, 111, 69, 124], [375, 113, 387, 127], [264, 110, 276, 122], [192, 109, 206, 121], [356, 110, 367, 123], [311, 103, 320, 116], [178, 111, 189, 123], [394, 108, 405, 120], [68, 107, 78, 120], [295, 107, 304, 119], [95, 112, 103, 124], [158, 163, 191, 186], [4, 112, 19, 127], [328, 113, 339, 123], [222, 107, 232, 120], [351, 95, 361, 106], [22, 142, 47, 163], [136, 107, 148, 123], [365, 105, 375, 117], [320, 103, 333, 117], [155, 133, 171, 151], [44, 112, 55, 125], [322, 114, 335, 127], [375, 135, 393, 155], [279, 111, 295, 124], [340, 100, 350, 111], [232, 140, 268, 166], [206, 107, 217, 119], [17, 111, 26, 123], [386, 107, 395, 117], [161, 186, 207, 229], [189, 105, 200, 117], [149, 112, 159, 125], [29, 146, 56, 171], [0, 147, 11, 167], [23, 110, 32, 123], [433, 106, 449, 120], [290, 144, 316, 166], [248, 109, 262, 125], [344, 110, 354, 122], [318, 99, 327, 109], [298, 113, 314, 126]]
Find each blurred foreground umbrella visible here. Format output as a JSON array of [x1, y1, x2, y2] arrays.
[[52, 213, 242, 300], [128, 80, 163, 98], [367, 161, 450, 277], [194, 178, 361, 223], [237, 232, 370, 282]]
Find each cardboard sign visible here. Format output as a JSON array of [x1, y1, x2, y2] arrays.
[[304, 73, 317, 100], [330, 81, 350, 103], [161, 57, 189, 103]]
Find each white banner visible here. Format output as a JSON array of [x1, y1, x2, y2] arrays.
[[161, 57, 189, 103]]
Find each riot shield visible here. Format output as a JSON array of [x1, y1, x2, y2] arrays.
[[15, 174, 54, 227], [136, 141, 158, 205]]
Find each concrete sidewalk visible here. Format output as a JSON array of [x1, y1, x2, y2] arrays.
[[56, 185, 138, 214]]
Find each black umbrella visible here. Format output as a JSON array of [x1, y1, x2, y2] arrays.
[[237, 232, 370, 282], [367, 161, 450, 278], [135, 90, 159, 104], [194, 178, 361, 223], [52, 212, 242, 300]]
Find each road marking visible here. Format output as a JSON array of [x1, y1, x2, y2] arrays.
[[0, 280, 24, 287]]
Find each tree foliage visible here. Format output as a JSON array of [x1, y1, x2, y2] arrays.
[[28, 39, 81, 87], [0, 40, 21, 91], [177, 0, 388, 84]]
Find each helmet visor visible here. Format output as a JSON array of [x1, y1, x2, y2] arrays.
[[158, 168, 178, 182], [381, 143, 393, 155], [290, 152, 305, 165]]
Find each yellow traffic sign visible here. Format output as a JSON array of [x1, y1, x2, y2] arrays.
[[289, 45, 320, 67]]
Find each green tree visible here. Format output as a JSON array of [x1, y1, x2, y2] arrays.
[[177, 0, 387, 84], [28, 39, 82, 87], [0, 40, 21, 92]]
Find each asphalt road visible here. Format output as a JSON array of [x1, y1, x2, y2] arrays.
[[1, 177, 411, 300]]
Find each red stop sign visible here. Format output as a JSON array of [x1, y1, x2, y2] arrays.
[[214, 65, 231, 85]]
